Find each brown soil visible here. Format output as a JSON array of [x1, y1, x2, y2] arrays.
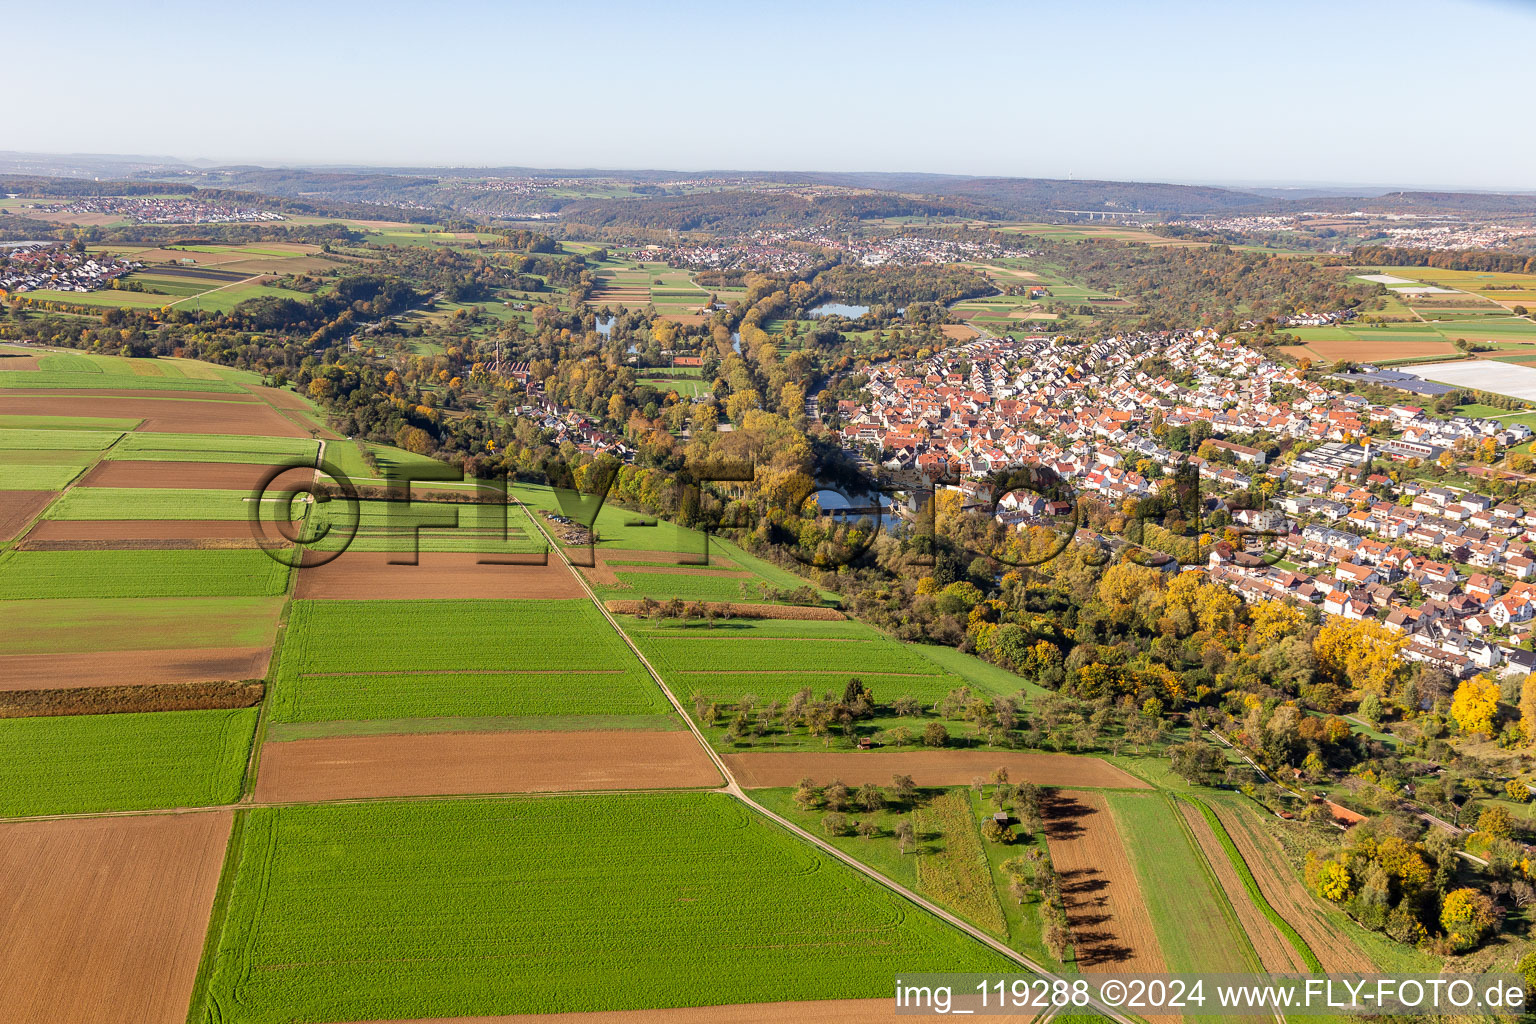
[[347, 1000, 917, 1024], [1179, 802, 1305, 972], [1211, 802, 1374, 972], [0, 680, 263, 718], [0, 489, 54, 540], [254, 730, 721, 802], [724, 751, 1148, 790], [0, 354, 41, 370], [79, 460, 296, 489], [0, 646, 271, 690], [295, 550, 583, 599], [1043, 790, 1166, 972], [578, 561, 622, 585], [0, 393, 310, 435], [606, 600, 844, 620], [0, 812, 232, 1024], [941, 324, 979, 341]]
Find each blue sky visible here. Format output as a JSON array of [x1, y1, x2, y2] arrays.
[[11, 0, 1536, 188]]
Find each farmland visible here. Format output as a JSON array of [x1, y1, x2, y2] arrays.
[[0, 813, 232, 1024], [268, 599, 671, 725], [0, 708, 256, 816], [0, 549, 290, 599], [1105, 791, 1259, 979], [195, 794, 1012, 1021]]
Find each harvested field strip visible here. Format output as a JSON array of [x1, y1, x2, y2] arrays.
[[605, 600, 844, 620], [1209, 799, 1374, 972], [1042, 790, 1165, 972], [0, 707, 257, 816], [0, 490, 54, 540], [0, 646, 272, 690], [253, 730, 722, 802], [1182, 798, 1320, 972], [0, 812, 232, 1024], [196, 794, 1012, 1021], [0, 395, 312, 436], [79, 460, 292, 489], [728, 751, 1147, 790], [0, 549, 291, 599], [0, 680, 264, 718], [292, 551, 582, 600], [1106, 791, 1258, 980], [914, 789, 1007, 935]]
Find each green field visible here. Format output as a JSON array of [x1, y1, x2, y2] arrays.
[[0, 707, 257, 816], [108, 432, 320, 464], [0, 597, 283, 655], [0, 414, 141, 431], [0, 427, 123, 450], [0, 549, 291, 599], [194, 793, 1011, 1021], [269, 599, 670, 725], [0, 462, 89, 489], [1107, 791, 1258, 982], [41, 487, 261, 520], [623, 615, 1024, 707]]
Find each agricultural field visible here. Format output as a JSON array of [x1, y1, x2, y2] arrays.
[[0, 596, 282, 656], [624, 614, 979, 706], [0, 813, 233, 1024], [268, 598, 671, 726], [107, 431, 320, 464], [754, 784, 1060, 967], [0, 549, 290, 600], [194, 793, 1011, 1022], [1105, 791, 1259, 982], [0, 708, 257, 816]]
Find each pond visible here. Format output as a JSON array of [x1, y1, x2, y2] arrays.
[[807, 302, 870, 319]]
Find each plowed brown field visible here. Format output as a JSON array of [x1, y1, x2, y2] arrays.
[[0, 393, 307, 435], [725, 751, 1147, 790], [1043, 790, 1165, 972], [0, 812, 232, 1024], [1179, 802, 1305, 972], [0, 489, 54, 539], [0, 646, 271, 690], [294, 550, 582, 599], [254, 730, 721, 802], [80, 460, 292, 489], [1211, 802, 1374, 971]]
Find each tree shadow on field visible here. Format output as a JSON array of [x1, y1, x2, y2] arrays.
[[1041, 791, 1096, 840]]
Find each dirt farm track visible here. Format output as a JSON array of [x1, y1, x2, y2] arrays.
[[0, 812, 231, 1024], [254, 729, 722, 802], [724, 750, 1148, 790]]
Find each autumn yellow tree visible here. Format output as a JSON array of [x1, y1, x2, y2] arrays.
[[1248, 600, 1304, 649], [1451, 676, 1501, 737], [1313, 618, 1405, 694]]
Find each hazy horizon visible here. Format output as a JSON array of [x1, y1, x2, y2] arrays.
[[9, 0, 1536, 190]]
